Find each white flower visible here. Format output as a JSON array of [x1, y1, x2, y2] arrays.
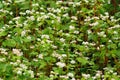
[[70, 60, 76, 64], [56, 62, 66, 68], [33, 58, 38, 62], [20, 12, 26, 15], [100, 45, 105, 47], [113, 72, 117, 75], [27, 36, 31, 40], [52, 52, 61, 58], [10, 62, 18, 66], [15, 0, 25, 3], [60, 75, 68, 79], [84, 0, 89, 3], [96, 71, 102, 77], [41, 35, 50, 39], [67, 73, 74, 77], [13, 17, 20, 20], [51, 20, 54, 23], [32, 3, 39, 7], [37, 38, 41, 41], [17, 60, 21, 63], [92, 76, 96, 79], [89, 22, 99, 26], [113, 31, 118, 34], [20, 64, 27, 70], [36, 11, 39, 14], [26, 10, 31, 14], [21, 30, 26, 36], [71, 16, 77, 20], [63, 13, 69, 17], [41, 40, 45, 44], [0, 78, 3, 80], [31, 9, 35, 13], [52, 45, 57, 49], [97, 31, 106, 37], [87, 30, 92, 34], [62, 54, 67, 57], [70, 40, 76, 43], [97, 47, 100, 50], [53, 8, 61, 13], [23, 21, 28, 26], [82, 41, 89, 45], [0, 58, 6, 62], [3, 52, 8, 55], [89, 42, 96, 46], [37, 73, 40, 76], [46, 40, 53, 43], [69, 25, 75, 30], [56, 17, 61, 22], [30, 45, 34, 49], [38, 54, 43, 59], [68, 2, 73, 5], [29, 16, 35, 21], [100, 14, 109, 20], [109, 70, 113, 73], [105, 12, 109, 16], [12, 49, 23, 56], [28, 70, 34, 78], [60, 38, 65, 42], [114, 24, 120, 28], [92, 17, 99, 20], [74, 31, 79, 34], [96, 73, 100, 77], [75, 2, 81, 6], [71, 78, 76, 80], [65, 33, 70, 37], [50, 74, 54, 77], [82, 74, 90, 79], [17, 70, 22, 75], [84, 16, 91, 21], [9, 21, 13, 24], [56, 1, 63, 5], [61, 7, 68, 10], [8, 0, 12, 3], [7, 34, 11, 37]]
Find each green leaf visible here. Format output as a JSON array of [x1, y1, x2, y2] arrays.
[[0, 2, 3, 8], [0, 31, 7, 37], [78, 45, 85, 52], [2, 39, 16, 47], [76, 57, 88, 65], [39, 61, 46, 69], [107, 44, 117, 49], [88, 34, 98, 42], [81, 7, 88, 12], [19, 1, 30, 10], [30, 52, 38, 57], [118, 43, 120, 48], [13, 28, 22, 34], [116, 50, 120, 58]]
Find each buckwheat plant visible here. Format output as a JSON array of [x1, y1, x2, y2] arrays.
[[0, 0, 120, 80]]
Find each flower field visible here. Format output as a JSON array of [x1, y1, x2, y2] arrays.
[[0, 0, 120, 80]]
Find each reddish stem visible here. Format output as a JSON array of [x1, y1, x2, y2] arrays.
[[3, 16, 6, 24]]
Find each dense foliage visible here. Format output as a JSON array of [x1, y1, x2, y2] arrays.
[[0, 0, 120, 80]]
